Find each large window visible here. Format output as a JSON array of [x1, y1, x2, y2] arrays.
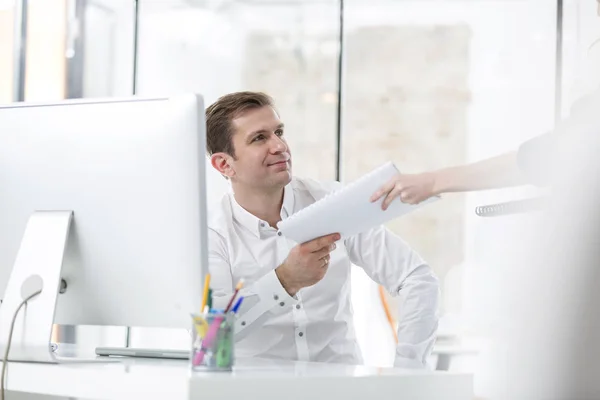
[[79, 0, 135, 98], [23, 0, 68, 101], [136, 0, 340, 183], [9, 0, 135, 103], [343, 0, 557, 367]]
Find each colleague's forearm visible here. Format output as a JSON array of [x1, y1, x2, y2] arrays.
[[432, 152, 526, 194]]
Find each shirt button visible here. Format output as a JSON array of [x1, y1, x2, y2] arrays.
[[279, 302, 285, 307], [295, 304, 301, 309], [298, 332, 304, 337], [277, 231, 282, 236], [273, 294, 279, 301], [241, 321, 246, 326], [260, 222, 265, 227]]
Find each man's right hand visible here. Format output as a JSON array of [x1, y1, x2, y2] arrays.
[[276, 233, 340, 296]]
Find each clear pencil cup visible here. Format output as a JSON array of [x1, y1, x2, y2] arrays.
[[190, 312, 235, 371]]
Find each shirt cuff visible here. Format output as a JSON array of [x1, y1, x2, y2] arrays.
[[253, 269, 295, 316], [233, 269, 295, 333]]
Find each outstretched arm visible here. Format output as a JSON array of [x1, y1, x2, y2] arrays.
[[371, 151, 525, 209]]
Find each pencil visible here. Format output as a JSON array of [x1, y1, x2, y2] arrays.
[[201, 273, 211, 313]]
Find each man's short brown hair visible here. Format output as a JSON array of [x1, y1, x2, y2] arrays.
[[205, 91, 276, 157]]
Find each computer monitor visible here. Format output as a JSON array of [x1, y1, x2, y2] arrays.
[[0, 94, 207, 362]]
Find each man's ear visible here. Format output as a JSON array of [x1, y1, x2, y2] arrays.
[[210, 152, 235, 179]]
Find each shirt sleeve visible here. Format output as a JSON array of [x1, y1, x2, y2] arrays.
[[208, 228, 295, 341], [344, 226, 440, 369]]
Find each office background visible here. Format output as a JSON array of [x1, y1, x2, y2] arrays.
[[0, 0, 598, 369]]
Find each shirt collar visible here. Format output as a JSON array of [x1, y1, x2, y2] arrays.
[[230, 182, 295, 238]]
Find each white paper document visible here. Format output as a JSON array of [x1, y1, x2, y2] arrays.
[[277, 162, 439, 243]]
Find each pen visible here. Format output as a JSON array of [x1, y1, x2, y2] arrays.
[[216, 298, 243, 368], [206, 288, 213, 313], [215, 322, 233, 368], [224, 279, 245, 313], [214, 297, 243, 367], [231, 296, 244, 314]]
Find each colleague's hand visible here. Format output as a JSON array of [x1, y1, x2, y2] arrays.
[[276, 233, 340, 296], [370, 172, 437, 210]]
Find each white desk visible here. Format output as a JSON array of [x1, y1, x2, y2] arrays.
[[4, 353, 473, 400], [432, 344, 480, 371], [190, 357, 473, 400]]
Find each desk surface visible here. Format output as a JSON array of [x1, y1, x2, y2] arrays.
[[4, 347, 473, 400]]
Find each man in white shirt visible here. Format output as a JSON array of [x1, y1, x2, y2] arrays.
[[206, 91, 440, 369]]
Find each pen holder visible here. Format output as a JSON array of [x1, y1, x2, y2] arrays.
[[190, 311, 235, 371]]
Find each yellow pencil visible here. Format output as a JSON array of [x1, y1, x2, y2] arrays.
[[201, 273, 211, 313]]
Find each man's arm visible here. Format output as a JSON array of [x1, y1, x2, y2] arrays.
[[344, 226, 440, 369], [208, 229, 295, 340], [209, 229, 339, 340]]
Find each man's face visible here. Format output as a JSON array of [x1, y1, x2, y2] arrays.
[[214, 106, 292, 191]]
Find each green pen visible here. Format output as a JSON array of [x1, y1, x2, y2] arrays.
[[206, 288, 213, 312], [215, 321, 232, 369]]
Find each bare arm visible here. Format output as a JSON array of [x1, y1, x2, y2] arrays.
[[433, 151, 525, 193], [371, 151, 526, 209]]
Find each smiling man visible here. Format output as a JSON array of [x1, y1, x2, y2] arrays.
[[206, 91, 439, 368]]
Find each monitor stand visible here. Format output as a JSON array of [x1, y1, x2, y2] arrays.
[[0, 211, 75, 363]]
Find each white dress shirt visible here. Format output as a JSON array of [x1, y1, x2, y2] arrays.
[[208, 177, 440, 368]]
